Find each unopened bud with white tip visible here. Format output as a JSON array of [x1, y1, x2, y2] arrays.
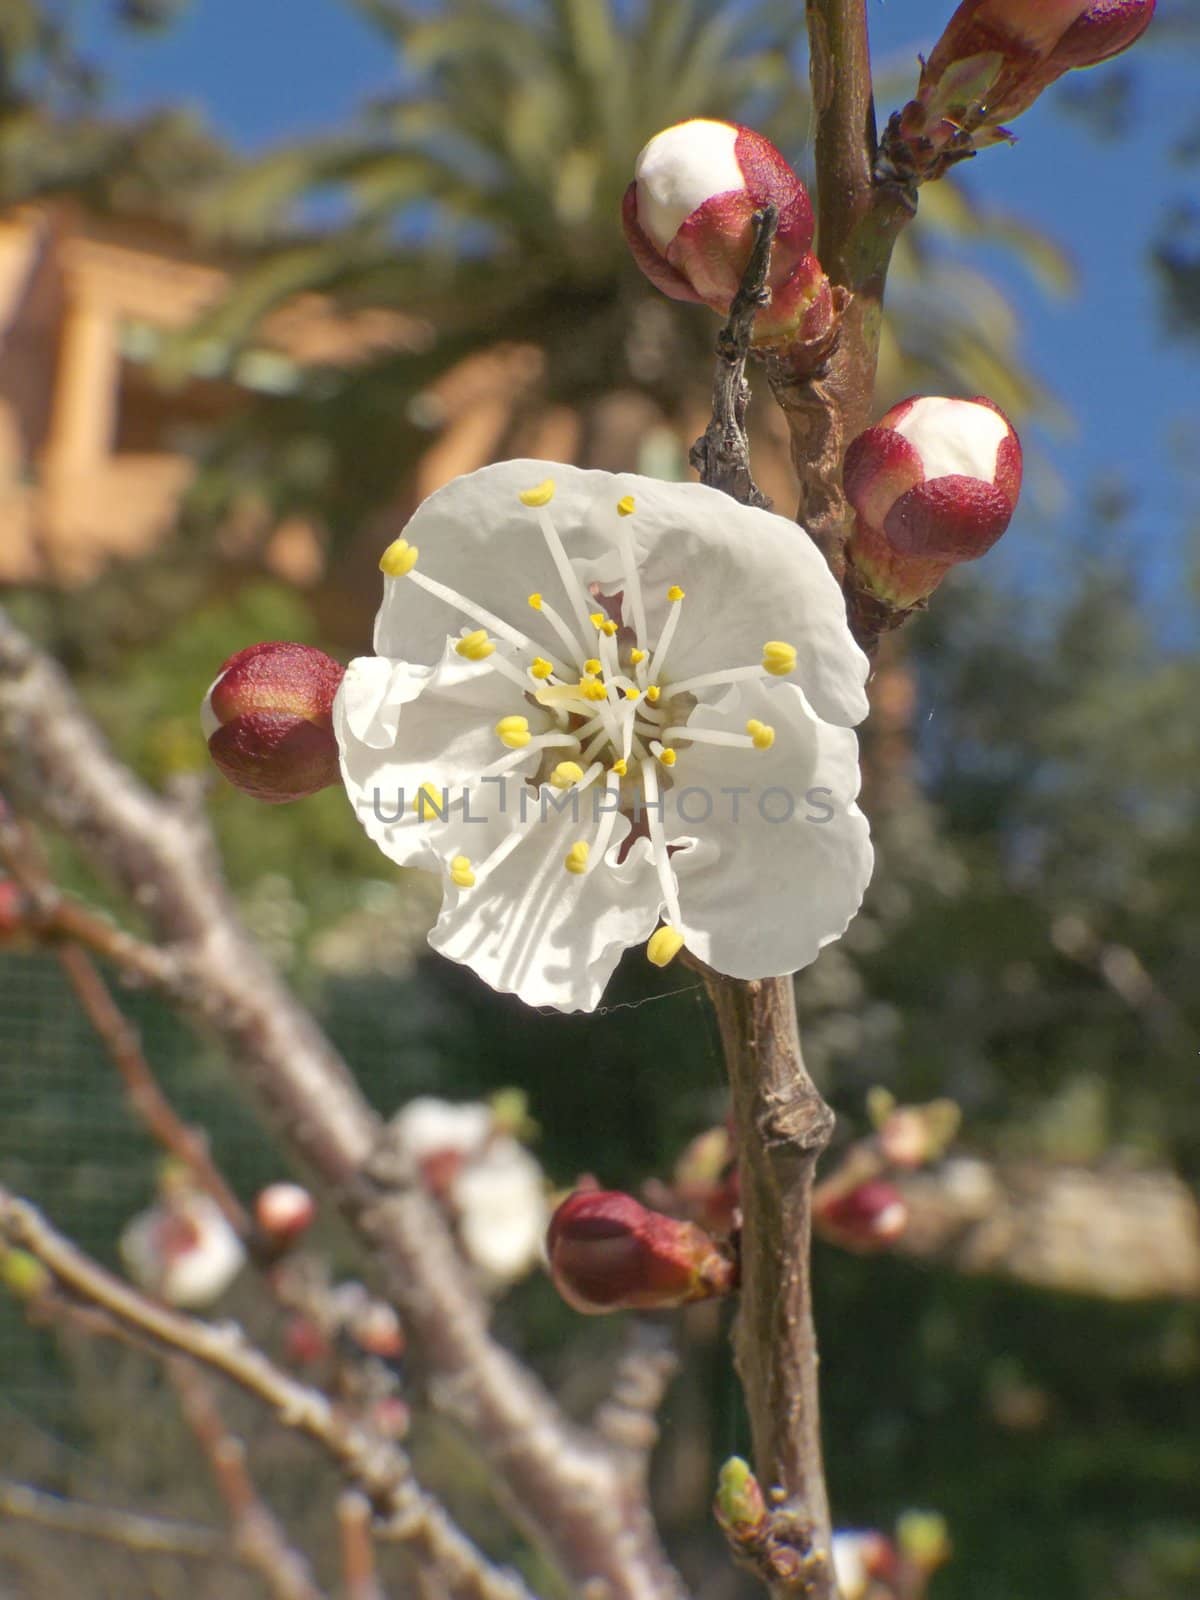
[[623, 119, 835, 351], [844, 394, 1022, 616]]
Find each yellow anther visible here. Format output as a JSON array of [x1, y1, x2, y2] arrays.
[[624, 686, 641, 701], [518, 479, 556, 508], [550, 761, 585, 790], [449, 855, 476, 889], [413, 781, 446, 819], [617, 495, 636, 517], [610, 758, 628, 777], [647, 925, 685, 968], [495, 715, 532, 749], [645, 685, 662, 704], [667, 585, 685, 603], [630, 648, 647, 665], [589, 611, 605, 629], [599, 619, 618, 637], [658, 747, 678, 768], [455, 628, 494, 661], [528, 592, 544, 610], [529, 657, 555, 680], [379, 537, 419, 577], [746, 719, 776, 750], [584, 658, 602, 676], [763, 640, 798, 677], [580, 677, 608, 702], [564, 841, 590, 876]]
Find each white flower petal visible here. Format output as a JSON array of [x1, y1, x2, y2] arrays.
[[429, 792, 661, 1012], [335, 641, 552, 869], [453, 1139, 547, 1283], [664, 682, 872, 977], [600, 473, 870, 727], [373, 460, 624, 666], [393, 1097, 493, 1160]]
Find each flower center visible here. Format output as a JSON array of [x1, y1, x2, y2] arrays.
[[377, 477, 797, 965]]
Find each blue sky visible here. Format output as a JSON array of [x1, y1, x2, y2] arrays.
[[80, 0, 1196, 618]]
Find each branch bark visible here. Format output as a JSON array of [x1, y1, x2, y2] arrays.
[[170, 1359, 329, 1600], [691, 238, 839, 1594], [0, 1186, 534, 1600], [767, 1, 914, 585], [0, 609, 686, 1600], [0, 1479, 229, 1560], [701, 974, 836, 1599]]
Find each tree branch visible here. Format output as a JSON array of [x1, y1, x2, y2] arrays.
[[170, 1358, 329, 1600], [338, 1492, 386, 1600], [0, 1479, 229, 1561], [766, 2, 914, 586], [0, 1186, 536, 1600], [0, 609, 685, 1600], [689, 235, 840, 1596], [701, 974, 836, 1600]]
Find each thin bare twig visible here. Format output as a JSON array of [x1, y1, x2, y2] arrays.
[[0, 1478, 229, 1560], [0, 1187, 537, 1600], [338, 1492, 386, 1600], [170, 1359, 329, 1600], [689, 206, 778, 508], [593, 1324, 679, 1468]]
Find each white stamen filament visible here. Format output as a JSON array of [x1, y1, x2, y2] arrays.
[[613, 513, 649, 654], [661, 725, 755, 749], [534, 506, 596, 639], [480, 731, 580, 781], [647, 594, 683, 680], [532, 592, 588, 670], [664, 663, 767, 698], [585, 775, 624, 874], [407, 567, 547, 662], [640, 759, 682, 929]]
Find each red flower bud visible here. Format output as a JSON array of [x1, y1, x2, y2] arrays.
[[283, 1314, 331, 1366], [844, 395, 1022, 612], [547, 1189, 736, 1315], [816, 1180, 908, 1253], [350, 1301, 405, 1360], [623, 119, 832, 349], [202, 641, 344, 804], [892, 0, 1155, 175], [254, 1182, 316, 1243]]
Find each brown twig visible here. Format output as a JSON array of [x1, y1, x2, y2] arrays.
[[700, 974, 836, 1600], [63, 941, 252, 1234], [0, 801, 175, 988], [689, 186, 843, 1595], [688, 205, 778, 508], [0, 610, 686, 1600], [338, 1491, 386, 1600], [592, 1324, 679, 1469], [0, 1477, 230, 1560], [170, 1358, 328, 1600], [766, 1, 915, 598], [0, 1187, 537, 1600]]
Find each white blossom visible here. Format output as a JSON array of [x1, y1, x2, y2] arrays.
[[335, 461, 872, 1012], [120, 1193, 245, 1309]]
